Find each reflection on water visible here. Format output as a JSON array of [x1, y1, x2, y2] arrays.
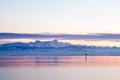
[[1, 56, 120, 67], [0, 56, 120, 80]]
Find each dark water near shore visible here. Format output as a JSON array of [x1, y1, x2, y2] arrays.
[[0, 56, 120, 80]]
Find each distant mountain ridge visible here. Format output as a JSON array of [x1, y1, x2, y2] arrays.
[[0, 39, 120, 56], [0, 39, 71, 48]]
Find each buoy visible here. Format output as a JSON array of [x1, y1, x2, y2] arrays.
[[85, 53, 87, 62]]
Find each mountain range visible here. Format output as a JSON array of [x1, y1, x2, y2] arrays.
[[0, 39, 120, 56], [0, 39, 71, 49]]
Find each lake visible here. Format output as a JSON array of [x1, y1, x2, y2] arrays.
[[0, 56, 120, 80]]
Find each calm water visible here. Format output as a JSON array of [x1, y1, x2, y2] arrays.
[[0, 56, 120, 80]]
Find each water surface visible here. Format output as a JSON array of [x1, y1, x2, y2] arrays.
[[0, 56, 120, 80]]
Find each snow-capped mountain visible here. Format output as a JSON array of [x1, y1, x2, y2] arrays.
[[0, 39, 71, 48], [0, 39, 120, 56]]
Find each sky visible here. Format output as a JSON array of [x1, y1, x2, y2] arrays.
[[1, 0, 120, 46], [1, 0, 120, 33], [0, 33, 120, 47]]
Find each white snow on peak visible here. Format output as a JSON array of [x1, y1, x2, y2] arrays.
[[0, 39, 71, 48], [25, 39, 71, 48]]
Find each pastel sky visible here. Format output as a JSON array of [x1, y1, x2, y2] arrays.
[[1, 0, 120, 33], [1, 0, 120, 46]]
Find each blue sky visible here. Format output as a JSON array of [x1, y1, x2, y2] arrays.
[[1, 0, 120, 33]]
